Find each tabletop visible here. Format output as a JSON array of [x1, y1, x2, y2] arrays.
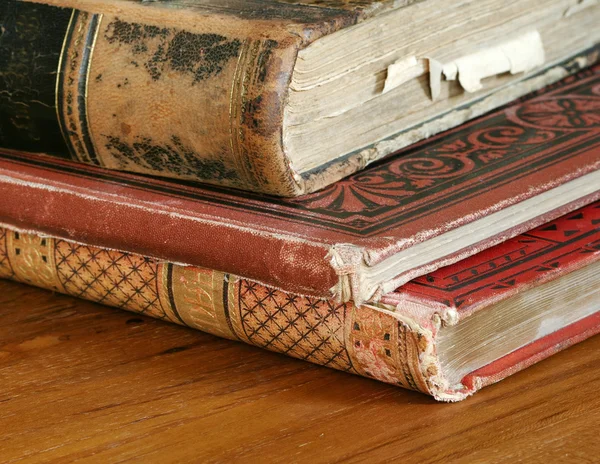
[[1, 279, 599, 463]]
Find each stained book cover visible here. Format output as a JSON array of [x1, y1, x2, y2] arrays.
[[1, 65, 600, 304], [1, 199, 599, 401], [1, 0, 599, 195]]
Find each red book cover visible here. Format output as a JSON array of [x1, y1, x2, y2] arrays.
[[0, 201, 598, 401], [384, 202, 600, 318], [0, 66, 599, 303], [383, 200, 600, 399]]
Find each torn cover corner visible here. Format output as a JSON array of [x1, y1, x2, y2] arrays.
[[399, 316, 471, 402], [287, 158, 307, 195], [384, 306, 465, 401], [363, 301, 474, 402], [326, 243, 371, 304]]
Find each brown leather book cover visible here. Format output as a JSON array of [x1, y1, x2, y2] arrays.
[[1, 0, 599, 195], [1, 200, 599, 401], [1, 65, 599, 303]]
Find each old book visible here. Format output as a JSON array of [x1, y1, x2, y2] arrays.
[[1, 201, 599, 401], [1, 0, 599, 196], [1, 66, 600, 304]]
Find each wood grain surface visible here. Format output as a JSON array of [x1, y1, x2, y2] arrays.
[[1, 279, 599, 463]]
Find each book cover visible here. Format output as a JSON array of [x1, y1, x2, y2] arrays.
[[1, 200, 599, 401], [1, 66, 599, 304], [1, 0, 599, 195]]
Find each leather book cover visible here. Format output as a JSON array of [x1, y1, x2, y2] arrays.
[[1, 200, 599, 401], [1, 65, 600, 304], [1, 0, 599, 195]]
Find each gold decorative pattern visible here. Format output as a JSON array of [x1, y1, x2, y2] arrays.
[[167, 266, 237, 340], [54, 240, 172, 321], [56, 11, 102, 165], [272, 0, 387, 8], [5, 232, 62, 291], [232, 279, 356, 372], [229, 38, 255, 186], [347, 307, 424, 391], [55, 9, 76, 152], [228, 38, 286, 193], [0, 229, 14, 279], [0, 226, 431, 395]]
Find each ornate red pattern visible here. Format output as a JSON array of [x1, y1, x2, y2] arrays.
[[512, 97, 600, 130], [389, 201, 600, 311]]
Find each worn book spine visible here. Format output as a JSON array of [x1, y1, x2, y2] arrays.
[[0, 0, 380, 196], [0, 225, 445, 397], [1, 0, 600, 196], [0, 0, 316, 195], [2, 200, 599, 401]]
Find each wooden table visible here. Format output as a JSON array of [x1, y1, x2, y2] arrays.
[[1, 279, 599, 463]]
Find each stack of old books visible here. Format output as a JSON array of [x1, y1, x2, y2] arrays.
[[1, 0, 599, 401]]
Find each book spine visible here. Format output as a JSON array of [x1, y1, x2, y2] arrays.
[[4, 224, 599, 401], [0, 226, 436, 397], [0, 0, 339, 196], [0, 151, 342, 299]]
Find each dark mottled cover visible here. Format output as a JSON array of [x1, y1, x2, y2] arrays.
[[3, 0, 600, 195], [0, 2, 72, 155], [0, 0, 396, 165]]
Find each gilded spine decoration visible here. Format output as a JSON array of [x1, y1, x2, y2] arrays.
[[56, 10, 103, 165], [0, 227, 430, 394]]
